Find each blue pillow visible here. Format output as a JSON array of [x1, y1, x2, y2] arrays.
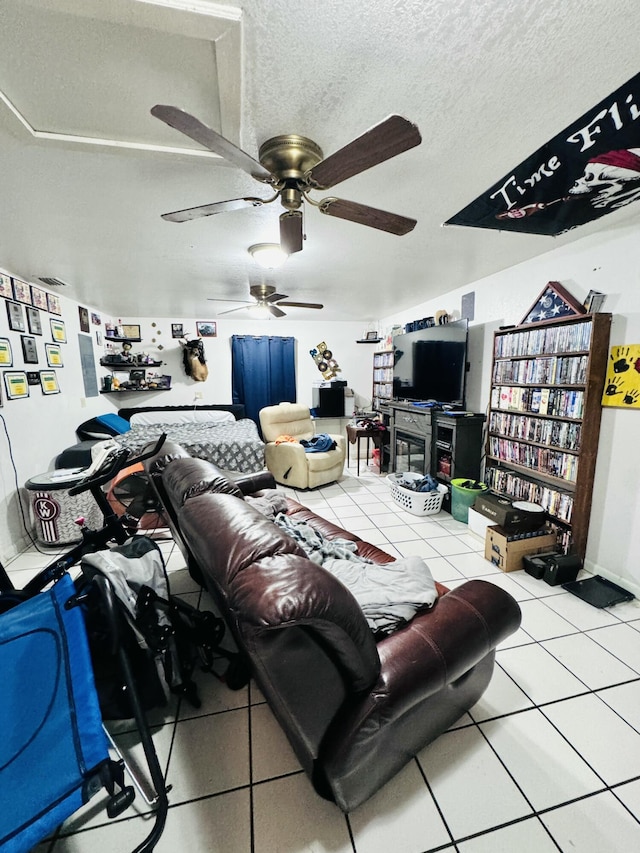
[[95, 413, 131, 434]]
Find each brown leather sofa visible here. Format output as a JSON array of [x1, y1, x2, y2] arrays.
[[146, 442, 522, 812]]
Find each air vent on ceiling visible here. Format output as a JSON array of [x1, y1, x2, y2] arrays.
[[38, 277, 69, 287]]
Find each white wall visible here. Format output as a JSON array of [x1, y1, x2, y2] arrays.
[[116, 316, 375, 413], [0, 274, 114, 561], [0, 279, 372, 562], [380, 221, 640, 595]]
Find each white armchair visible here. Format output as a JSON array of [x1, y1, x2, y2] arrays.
[[259, 402, 346, 489]]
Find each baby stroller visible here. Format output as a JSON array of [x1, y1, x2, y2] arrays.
[[0, 435, 246, 852]]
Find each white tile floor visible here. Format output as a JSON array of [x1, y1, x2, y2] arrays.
[[6, 461, 640, 852]]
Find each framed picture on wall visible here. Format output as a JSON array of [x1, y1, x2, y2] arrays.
[[31, 286, 48, 310], [121, 324, 141, 340], [0, 274, 12, 299], [6, 301, 25, 332], [47, 292, 62, 315], [78, 306, 90, 333], [21, 335, 39, 364], [12, 279, 32, 305], [40, 370, 60, 395], [171, 323, 185, 338], [26, 307, 42, 335], [45, 343, 63, 367], [196, 321, 217, 337], [50, 318, 67, 343], [0, 338, 13, 366], [4, 371, 29, 399]]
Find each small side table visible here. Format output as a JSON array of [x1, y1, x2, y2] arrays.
[[345, 425, 388, 476]]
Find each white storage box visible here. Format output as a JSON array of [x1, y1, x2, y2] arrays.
[[468, 507, 494, 541], [387, 473, 448, 516]]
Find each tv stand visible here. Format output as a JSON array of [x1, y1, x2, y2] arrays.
[[389, 403, 485, 512]]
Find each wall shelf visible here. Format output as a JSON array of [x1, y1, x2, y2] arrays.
[[99, 360, 163, 369], [100, 388, 170, 394]]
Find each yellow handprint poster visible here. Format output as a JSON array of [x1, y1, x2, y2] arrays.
[[602, 345, 640, 408]]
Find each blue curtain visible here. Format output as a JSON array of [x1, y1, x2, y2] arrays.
[[231, 335, 296, 426]]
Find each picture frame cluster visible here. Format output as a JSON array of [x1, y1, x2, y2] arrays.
[[0, 274, 67, 403]]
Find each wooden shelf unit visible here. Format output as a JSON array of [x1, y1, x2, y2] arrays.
[[372, 349, 393, 411], [485, 311, 611, 560]]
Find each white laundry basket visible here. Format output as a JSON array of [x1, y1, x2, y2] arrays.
[[387, 473, 448, 516]]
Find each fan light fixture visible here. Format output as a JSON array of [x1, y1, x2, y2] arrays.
[[249, 243, 288, 269], [250, 303, 275, 320]]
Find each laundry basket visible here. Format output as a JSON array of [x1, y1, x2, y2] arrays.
[[387, 473, 448, 516]]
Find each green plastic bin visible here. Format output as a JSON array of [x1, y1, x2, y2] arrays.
[[450, 478, 488, 523]]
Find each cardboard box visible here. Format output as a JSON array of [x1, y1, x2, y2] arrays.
[[484, 525, 557, 572], [468, 507, 493, 541]]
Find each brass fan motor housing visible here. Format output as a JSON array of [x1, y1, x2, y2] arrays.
[[258, 135, 323, 183], [249, 284, 277, 301]]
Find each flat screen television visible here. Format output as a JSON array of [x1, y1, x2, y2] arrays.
[[392, 319, 468, 407]]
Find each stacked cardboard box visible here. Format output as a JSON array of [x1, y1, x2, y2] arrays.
[[484, 525, 557, 572]]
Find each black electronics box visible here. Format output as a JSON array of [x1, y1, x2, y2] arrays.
[[473, 492, 545, 533], [312, 386, 344, 417], [523, 552, 582, 586]]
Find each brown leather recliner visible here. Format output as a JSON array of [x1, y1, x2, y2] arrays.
[[147, 446, 522, 812]]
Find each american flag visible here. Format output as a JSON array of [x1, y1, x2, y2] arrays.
[[522, 285, 578, 323]]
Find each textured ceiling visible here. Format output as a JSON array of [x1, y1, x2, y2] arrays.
[[0, 0, 639, 321]]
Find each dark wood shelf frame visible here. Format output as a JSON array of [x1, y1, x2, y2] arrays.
[[487, 312, 612, 560]]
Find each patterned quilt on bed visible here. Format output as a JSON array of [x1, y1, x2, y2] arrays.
[[113, 419, 265, 473]]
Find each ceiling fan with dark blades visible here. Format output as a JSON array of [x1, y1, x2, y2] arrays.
[[209, 284, 323, 318], [151, 105, 422, 254]]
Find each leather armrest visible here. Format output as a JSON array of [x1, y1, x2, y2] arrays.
[[143, 440, 190, 477], [233, 470, 277, 494], [319, 579, 521, 769], [162, 457, 244, 506], [374, 579, 521, 710], [328, 434, 346, 452]]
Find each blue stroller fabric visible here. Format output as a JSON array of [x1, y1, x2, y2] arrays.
[[0, 573, 109, 853]]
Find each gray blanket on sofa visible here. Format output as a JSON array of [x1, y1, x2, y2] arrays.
[[273, 512, 437, 635]]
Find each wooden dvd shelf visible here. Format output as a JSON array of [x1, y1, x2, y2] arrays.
[[485, 311, 611, 560], [372, 349, 393, 411]]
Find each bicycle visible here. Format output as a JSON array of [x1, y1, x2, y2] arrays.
[[0, 436, 167, 605]]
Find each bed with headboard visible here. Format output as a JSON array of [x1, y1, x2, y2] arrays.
[[112, 404, 265, 474]]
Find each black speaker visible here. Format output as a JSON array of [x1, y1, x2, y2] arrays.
[[523, 551, 582, 586]]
